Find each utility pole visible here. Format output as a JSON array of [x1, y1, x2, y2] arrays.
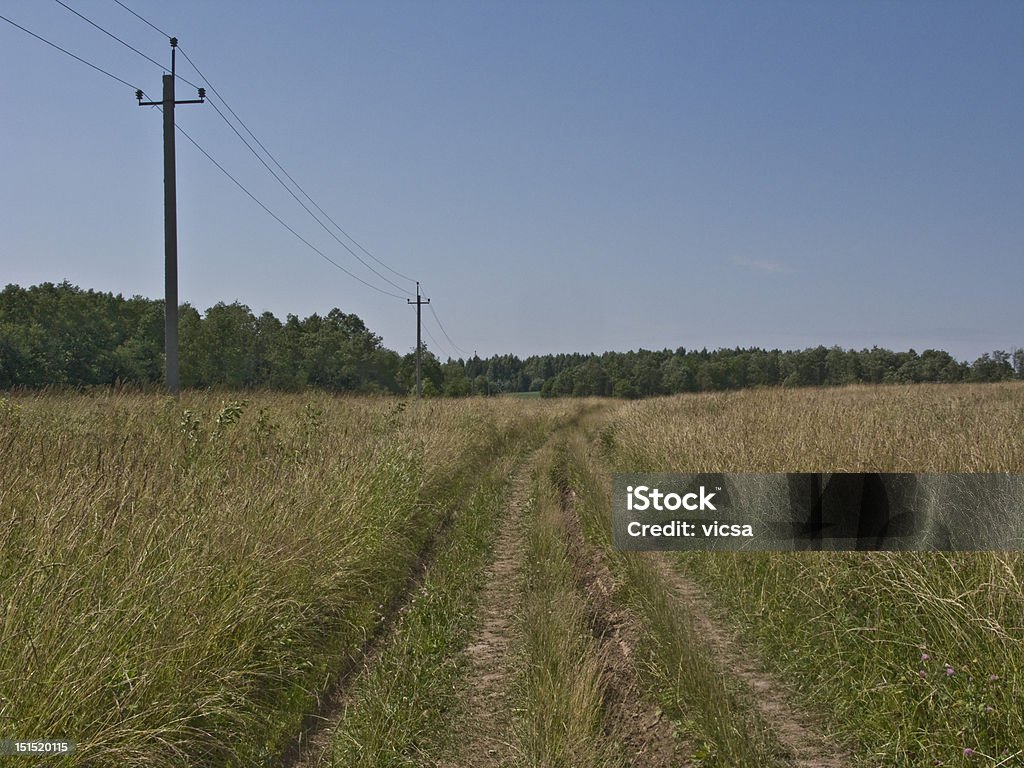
[[137, 38, 204, 396], [407, 282, 430, 398]]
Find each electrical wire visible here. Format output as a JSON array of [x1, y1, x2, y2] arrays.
[[14, 0, 416, 304], [52, 0, 167, 72], [201, 90, 409, 294], [109, 1, 418, 293], [110, 0, 169, 39], [421, 322, 448, 359], [423, 314, 459, 361], [1, 11, 142, 91], [101, 0, 202, 91], [161, 110, 407, 301], [427, 300, 468, 356], [176, 44, 418, 286], [4, 4, 407, 303]]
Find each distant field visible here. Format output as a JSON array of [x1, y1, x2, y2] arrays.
[[1, 383, 1021, 766]]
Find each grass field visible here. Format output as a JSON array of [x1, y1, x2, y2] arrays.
[[1, 383, 1022, 766], [580, 384, 1024, 766]]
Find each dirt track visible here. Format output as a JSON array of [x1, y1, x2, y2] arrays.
[[440, 458, 532, 767], [653, 557, 849, 768], [282, 425, 849, 767], [560, 488, 683, 768]]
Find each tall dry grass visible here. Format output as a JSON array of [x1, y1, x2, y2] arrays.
[[0, 392, 575, 766], [595, 383, 1024, 765], [605, 383, 1024, 472]]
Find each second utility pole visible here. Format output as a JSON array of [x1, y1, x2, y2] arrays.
[[407, 282, 430, 398], [137, 37, 204, 396]]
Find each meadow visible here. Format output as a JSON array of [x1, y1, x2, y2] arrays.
[[0, 393, 578, 765], [1, 383, 1022, 767], [586, 384, 1024, 766]]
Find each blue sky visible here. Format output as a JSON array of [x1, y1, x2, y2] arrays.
[[2, 1, 1022, 361]]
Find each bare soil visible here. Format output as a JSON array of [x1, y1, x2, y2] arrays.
[[437, 460, 534, 767]]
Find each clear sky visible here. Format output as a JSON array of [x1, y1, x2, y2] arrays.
[[2, 1, 1022, 362]]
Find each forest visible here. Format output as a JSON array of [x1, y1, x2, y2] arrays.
[[1, 281, 1021, 396]]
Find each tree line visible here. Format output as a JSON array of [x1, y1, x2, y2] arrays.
[[1, 282, 1021, 396]]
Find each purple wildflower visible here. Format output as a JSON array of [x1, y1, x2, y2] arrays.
[[921, 652, 930, 661], [945, 666, 954, 676], [963, 747, 975, 757]]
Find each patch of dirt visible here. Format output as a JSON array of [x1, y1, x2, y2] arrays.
[[437, 460, 535, 768], [560, 489, 684, 768], [652, 556, 850, 768]]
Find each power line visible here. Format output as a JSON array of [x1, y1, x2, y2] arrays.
[[10, 0, 422, 305], [110, 0, 169, 39], [1, 11, 142, 92], [176, 44, 418, 287], [420, 312, 454, 360], [408, 283, 430, 397], [427, 300, 468, 356], [202, 92, 411, 295], [109, 3, 417, 292], [421, 321, 448, 359], [101, 0, 201, 90], [6, 4, 411, 366], [425, 320, 461, 362], [163, 111, 407, 301], [173, 117, 407, 301], [52, 0, 167, 72], [136, 40, 208, 396]]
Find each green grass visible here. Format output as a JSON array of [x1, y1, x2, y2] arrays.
[[325, 448, 526, 766], [595, 383, 1024, 767], [0, 392, 578, 767], [511, 441, 626, 768]]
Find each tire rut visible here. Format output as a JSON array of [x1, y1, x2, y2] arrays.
[[654, 557, 850, 768], [281, 464, 503, 768], [437, 456, 535, 767], [559, 489, 684, 768]]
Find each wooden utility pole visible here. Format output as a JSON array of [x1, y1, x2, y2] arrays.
[[137, 38, 204, 395], [407, 282, 430, 398]]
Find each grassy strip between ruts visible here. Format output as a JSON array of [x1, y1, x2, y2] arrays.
[[0, 393, 579, 767], [556, 423, 788, 768], [510, 440, 627, 768]]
